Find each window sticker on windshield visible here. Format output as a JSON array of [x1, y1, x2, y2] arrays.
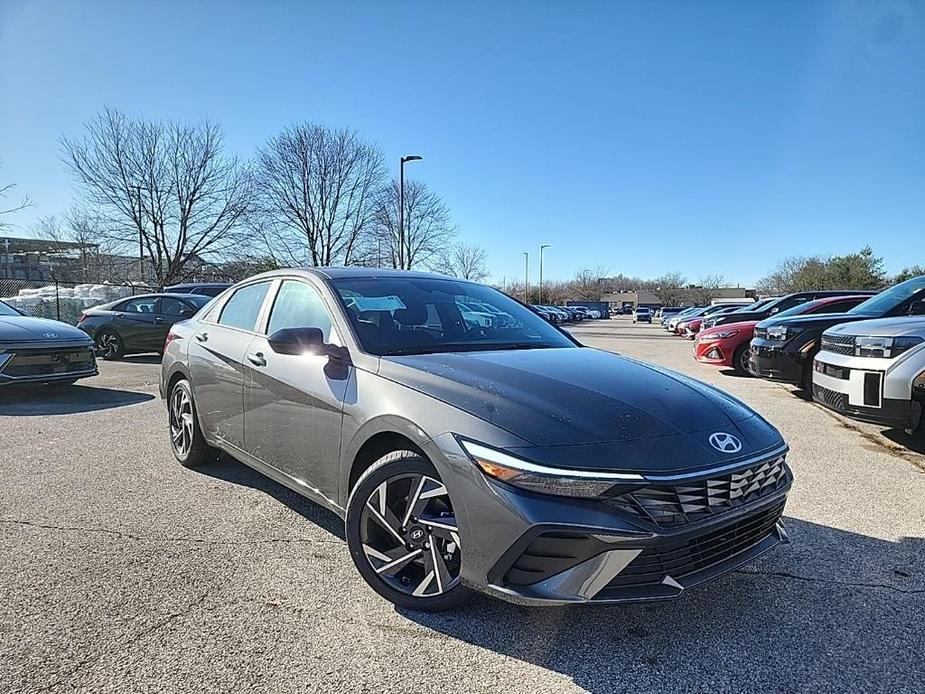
[[352, 295, 407, 312]]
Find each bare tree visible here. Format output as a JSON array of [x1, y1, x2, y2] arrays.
[[62, 108, 251, 286], [688, 274, 726, 304], [650, 271, 688, 306], [33, 206, 125, 282], [371, 179, 456, 270], [568, 265, 610, 301], [253, 123, 385, 267], [0, 163, 32, 231], [433, 242, 489, 281]]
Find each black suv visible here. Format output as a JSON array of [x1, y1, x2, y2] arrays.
[[702, 290, 874, 331], [748, 277, 925, 389]]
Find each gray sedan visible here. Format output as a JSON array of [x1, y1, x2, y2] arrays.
[[160, 268, 791, 611], [0, 299, 97, 387]]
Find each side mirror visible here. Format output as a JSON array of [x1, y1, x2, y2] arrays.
[[908, 300, 925, 316], [770, 307, 779, 314], [180, 308, 196, 317], [267, 327, 350, 363]]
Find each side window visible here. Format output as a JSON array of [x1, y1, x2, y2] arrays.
[[267, 280, 334, 341], [218, 282, 271, 332], [159, 297, 190, 316], [122, 297, 158, 314]]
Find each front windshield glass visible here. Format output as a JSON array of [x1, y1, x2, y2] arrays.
[[0, 301, 21, 316], [848, 276, 925, 315], [331, 277, 576, 356]]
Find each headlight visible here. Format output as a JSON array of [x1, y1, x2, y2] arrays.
[[766, 325, 802, 341], [699, 329, 739, 342], [458, 439, 642, 498], [855, 336, 923, 358]]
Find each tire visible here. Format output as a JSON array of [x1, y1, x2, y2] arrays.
[[732, 343, 752, 376], [346, 451, 472, 612], [168, 379, 219, 468], [94, 330, 124, 361]]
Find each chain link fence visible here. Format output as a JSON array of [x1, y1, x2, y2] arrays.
[[0, 278, 159, 325]]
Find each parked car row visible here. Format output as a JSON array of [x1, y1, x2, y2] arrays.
[[681, 276, 925, 436], [531, 304, 602, 323]]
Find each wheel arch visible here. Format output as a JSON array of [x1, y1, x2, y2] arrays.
[[342, 417, 436, 503]]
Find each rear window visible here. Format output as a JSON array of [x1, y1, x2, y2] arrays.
[[218, 282, 271, 332]]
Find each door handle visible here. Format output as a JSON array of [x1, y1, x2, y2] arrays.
[[154, 317, 165, 323], [246, 352, 267, 367], [195, 332, 208, 342]]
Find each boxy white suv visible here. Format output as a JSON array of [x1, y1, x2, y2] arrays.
[[812, 316, 925, 434]]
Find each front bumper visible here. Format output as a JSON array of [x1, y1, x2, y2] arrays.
[[0, 341, 98, 386], [693, 338, 735, 367], [812, 355, 922, 430], [748, 340, 804, 383], [431, 435, 792, 606]]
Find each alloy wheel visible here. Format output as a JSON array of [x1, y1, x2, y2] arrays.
[[169, 386, 195, 458], [95, 332, 120, 358], [358, 473, 461, 598], [739, 347, 751, 374]]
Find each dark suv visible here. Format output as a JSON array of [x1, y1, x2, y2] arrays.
[[703, 291, 874, 331], [748, 277, 925, 389]]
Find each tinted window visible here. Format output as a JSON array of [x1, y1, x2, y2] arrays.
[[267, 280, 334, 341], [122, 297, 158, 314], [332, 277, 574, 356], [160, 297, 191, 316], [218, 282, 271, 332]]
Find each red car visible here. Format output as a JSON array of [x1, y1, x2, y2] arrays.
[[693, 294, 872, 374]]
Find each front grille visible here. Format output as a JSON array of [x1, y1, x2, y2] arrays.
[[813, 383, 848, 411], [821, 334, 855, 356], [2, 346, 95, 378], [603, 455, 789, 528], [607, 499, 785, 588]]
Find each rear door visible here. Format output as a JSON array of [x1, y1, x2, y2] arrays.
[[187, 280, 272, 451], [242, 277, 350, 502]]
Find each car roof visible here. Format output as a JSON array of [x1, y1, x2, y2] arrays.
[[279, 266, 462, 282]]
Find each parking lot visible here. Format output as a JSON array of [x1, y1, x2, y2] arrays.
[[2, 316, 923, 694]]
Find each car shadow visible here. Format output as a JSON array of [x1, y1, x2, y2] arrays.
[[120, 354, 163, 364], [718, 368, 751, 379], [0, 384, 154, 416], [194, 453, 345, 540], [399, 518, 925, 692], [881, 427, 925, 454]]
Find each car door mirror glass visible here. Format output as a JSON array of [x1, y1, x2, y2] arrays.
[[268, 327, 325, 355], [908, 300, 925, 316]]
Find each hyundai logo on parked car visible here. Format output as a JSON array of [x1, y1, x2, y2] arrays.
[[709, 432, 743, 453]]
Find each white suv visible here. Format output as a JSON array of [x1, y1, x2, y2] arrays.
[[812, 316, 925, 434]]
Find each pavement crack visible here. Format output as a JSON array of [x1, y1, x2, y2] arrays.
[[736, 568, 925, 595], [34, 590, 214, 692], [0, 518, 343, 547]]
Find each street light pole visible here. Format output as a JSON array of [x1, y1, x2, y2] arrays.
[[399, 155, 423, 269], [539, 244, 550, 303], [523, 251, 529, 303]]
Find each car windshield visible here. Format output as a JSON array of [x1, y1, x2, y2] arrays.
[[0, 300, 21, 316], [848, 276, 925, 315], [331, 277, 575, 356]]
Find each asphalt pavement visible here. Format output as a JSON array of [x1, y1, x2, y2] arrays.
[[1, 319, 923, 693]]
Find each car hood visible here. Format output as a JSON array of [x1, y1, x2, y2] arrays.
[[379, 347, 784, 473], [756, 311, 879, 332], [0, 315, 92, 344], [824, 316, 925, 339]]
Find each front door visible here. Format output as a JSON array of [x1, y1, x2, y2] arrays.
[[188, 280, 273, 451], [116, 296, 160, 352], [243, 278, 350, 503]]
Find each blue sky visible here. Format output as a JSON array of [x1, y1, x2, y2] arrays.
[[1, 0, 923, 285]]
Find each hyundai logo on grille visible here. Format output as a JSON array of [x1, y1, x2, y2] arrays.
[[708, 432, 742, 453]]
